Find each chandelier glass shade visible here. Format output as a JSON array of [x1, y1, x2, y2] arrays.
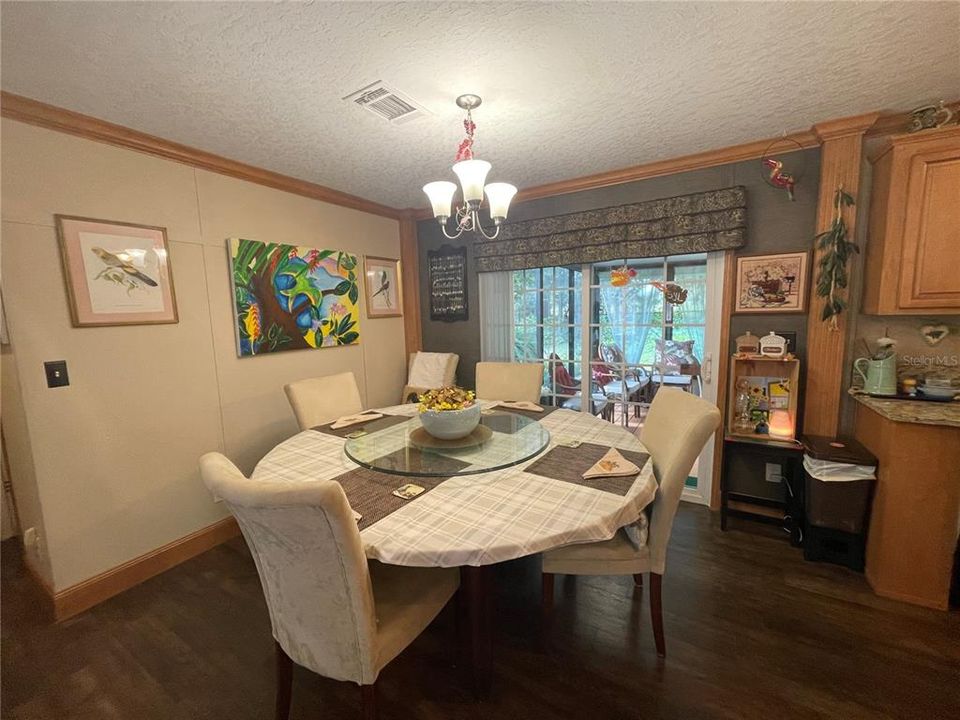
[[423, 95, 517, 240]]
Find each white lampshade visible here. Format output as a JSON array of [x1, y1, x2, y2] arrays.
[[422, 181, 458, 219], [452, 159, 491, 205], [484, 182, 518, 221]]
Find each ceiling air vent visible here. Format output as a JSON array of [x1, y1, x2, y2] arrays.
[[343, 81, 427, 124]]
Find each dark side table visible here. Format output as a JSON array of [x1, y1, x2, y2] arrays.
[[720, 435, 805, 545]]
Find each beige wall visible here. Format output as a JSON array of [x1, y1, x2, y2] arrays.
[[0, 119, 406, 591]]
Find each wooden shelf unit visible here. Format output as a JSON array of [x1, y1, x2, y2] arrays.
[[727, 356, 801, 442]]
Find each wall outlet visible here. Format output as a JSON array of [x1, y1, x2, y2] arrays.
[[23, 526, 40, 554]]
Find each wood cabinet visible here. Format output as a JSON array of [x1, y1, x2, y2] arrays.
[[861, 126, 960, 315], [854, 403, 960, 610]]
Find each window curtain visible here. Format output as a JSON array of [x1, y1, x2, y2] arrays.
[[479, 271, 513, 361], [673, 265, 706, 360], [473, 186, 746, 273], [598, 266, 662, 367]]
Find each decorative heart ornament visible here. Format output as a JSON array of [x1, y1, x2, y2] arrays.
[[920, 324, 950, 346]]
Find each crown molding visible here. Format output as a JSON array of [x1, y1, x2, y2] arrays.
[[6, 91, 955, 223], [813, 112, 883, 142], [0, 91, 404, 220]]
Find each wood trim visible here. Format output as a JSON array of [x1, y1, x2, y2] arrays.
[[710, 249, 736, 510], [398, 212, 422, 356], [813, 112, 882, 142], [49, 516, 239, 621], [803, 121, 871, 437], [0, 92, 402, 220]]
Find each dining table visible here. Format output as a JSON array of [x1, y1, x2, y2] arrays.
[[253, 400, 658, 696]]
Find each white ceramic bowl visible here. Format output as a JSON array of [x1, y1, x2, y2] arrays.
[[418, 403, 481, 440], [919, 385, 957, 400]]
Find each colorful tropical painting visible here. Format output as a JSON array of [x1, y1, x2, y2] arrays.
[[228, 238, 360, 357]]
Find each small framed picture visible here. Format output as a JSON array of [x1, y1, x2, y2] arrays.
[[55, 215, 178, 327], [363, 256, 402, 318], [734, 251, 809, 314]]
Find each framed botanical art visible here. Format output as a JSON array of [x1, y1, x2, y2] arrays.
[[228, 239, 361, 356], [55, 215, 178, 327], [734, 251, 809, 313], [363, 256, 403, 318]]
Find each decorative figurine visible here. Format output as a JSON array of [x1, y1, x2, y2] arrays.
[[610, 266, 636, 287], [763, 157, 797, 200], [908, 101, 955, 133], [650, 280, 688, 305]]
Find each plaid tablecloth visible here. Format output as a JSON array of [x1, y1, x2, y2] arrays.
[[252, 403, 657, 568]]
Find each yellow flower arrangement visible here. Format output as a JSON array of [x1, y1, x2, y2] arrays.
[[418, 386, 476, 413]]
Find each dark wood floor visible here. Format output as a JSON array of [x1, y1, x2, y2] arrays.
[[3, 505, 959, 720]]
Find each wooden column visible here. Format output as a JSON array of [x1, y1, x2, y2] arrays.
[[802, 113, 879, 438], [398, 211, 422, 356]]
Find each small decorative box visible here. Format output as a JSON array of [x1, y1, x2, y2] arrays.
[[759, 331, 787, 358], [735, 331, 760, 355]]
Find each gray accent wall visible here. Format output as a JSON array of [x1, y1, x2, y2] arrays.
[[418, 149, 821, 391]]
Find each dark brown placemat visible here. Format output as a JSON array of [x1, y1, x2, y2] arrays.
[[332, 467, 453, 530], [524, 442, 650, 496], [366, 447, 471, 476], [312, 414, 409, 438]]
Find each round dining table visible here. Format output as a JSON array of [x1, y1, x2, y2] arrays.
[[253, 401, 658, 696]]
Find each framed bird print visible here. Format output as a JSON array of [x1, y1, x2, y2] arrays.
[[55, 215, 178, 327], [363, 256, 402, 318]]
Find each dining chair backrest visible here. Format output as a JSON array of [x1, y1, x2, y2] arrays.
[[407, 352, 459, 389], [639, 389, 720, 574], [284, 371, 363, 430], [475, 362, 543, 403], [199, 453, 379, 685]]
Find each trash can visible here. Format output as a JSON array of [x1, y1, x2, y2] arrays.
[[801, 435, 877, 571]]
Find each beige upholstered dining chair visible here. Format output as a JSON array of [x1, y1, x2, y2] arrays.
[[199, 453, 459, 720], [284, 371, 363, 430], [475, 362, 543, 403], [401, 351, 459, 402], [541, 389, 720, 657]]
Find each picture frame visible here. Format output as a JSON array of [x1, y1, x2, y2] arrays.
[[228, 239, 361, 356], [55, 215, 178, 327], [363, 255, 403, 319], [734, 251, 808, 314]]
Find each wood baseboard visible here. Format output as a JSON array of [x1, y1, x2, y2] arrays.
[[38, 516, 240, 622]]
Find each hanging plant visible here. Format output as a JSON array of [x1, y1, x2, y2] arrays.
[[814, 186, 857, 331]]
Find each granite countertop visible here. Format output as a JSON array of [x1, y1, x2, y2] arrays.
[[849, 389, 960, 428]]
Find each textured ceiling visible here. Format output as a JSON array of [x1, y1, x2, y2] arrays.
[[2, 2, 958, 209]]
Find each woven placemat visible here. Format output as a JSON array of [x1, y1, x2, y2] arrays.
[[312, 414, 409, 438], [332, 467, 453, 530], [366, 447, 471, 476], [524, 442, 650, 496]]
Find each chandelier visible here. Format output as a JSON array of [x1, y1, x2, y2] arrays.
[[422, 94, 517, 240]]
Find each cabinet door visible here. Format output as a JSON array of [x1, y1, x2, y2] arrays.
[[898, 148, 960, 310]]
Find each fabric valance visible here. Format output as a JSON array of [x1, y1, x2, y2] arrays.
[[473, 186, 747, 273]]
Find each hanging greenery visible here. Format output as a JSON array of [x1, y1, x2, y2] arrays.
[[814, 187, 857, 330]]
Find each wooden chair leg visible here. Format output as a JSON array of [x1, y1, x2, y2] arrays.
[[650, 573, 665, 658], [361, 683, 377, 720], [633, 573, 644, 588], [275, 641, 293, 720], [542, 572, 555, 610]]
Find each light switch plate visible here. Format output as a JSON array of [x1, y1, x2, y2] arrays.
[[44, 360, 69, 388]]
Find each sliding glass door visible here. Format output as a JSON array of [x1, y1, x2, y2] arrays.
[[490, 252, 724, 504]]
